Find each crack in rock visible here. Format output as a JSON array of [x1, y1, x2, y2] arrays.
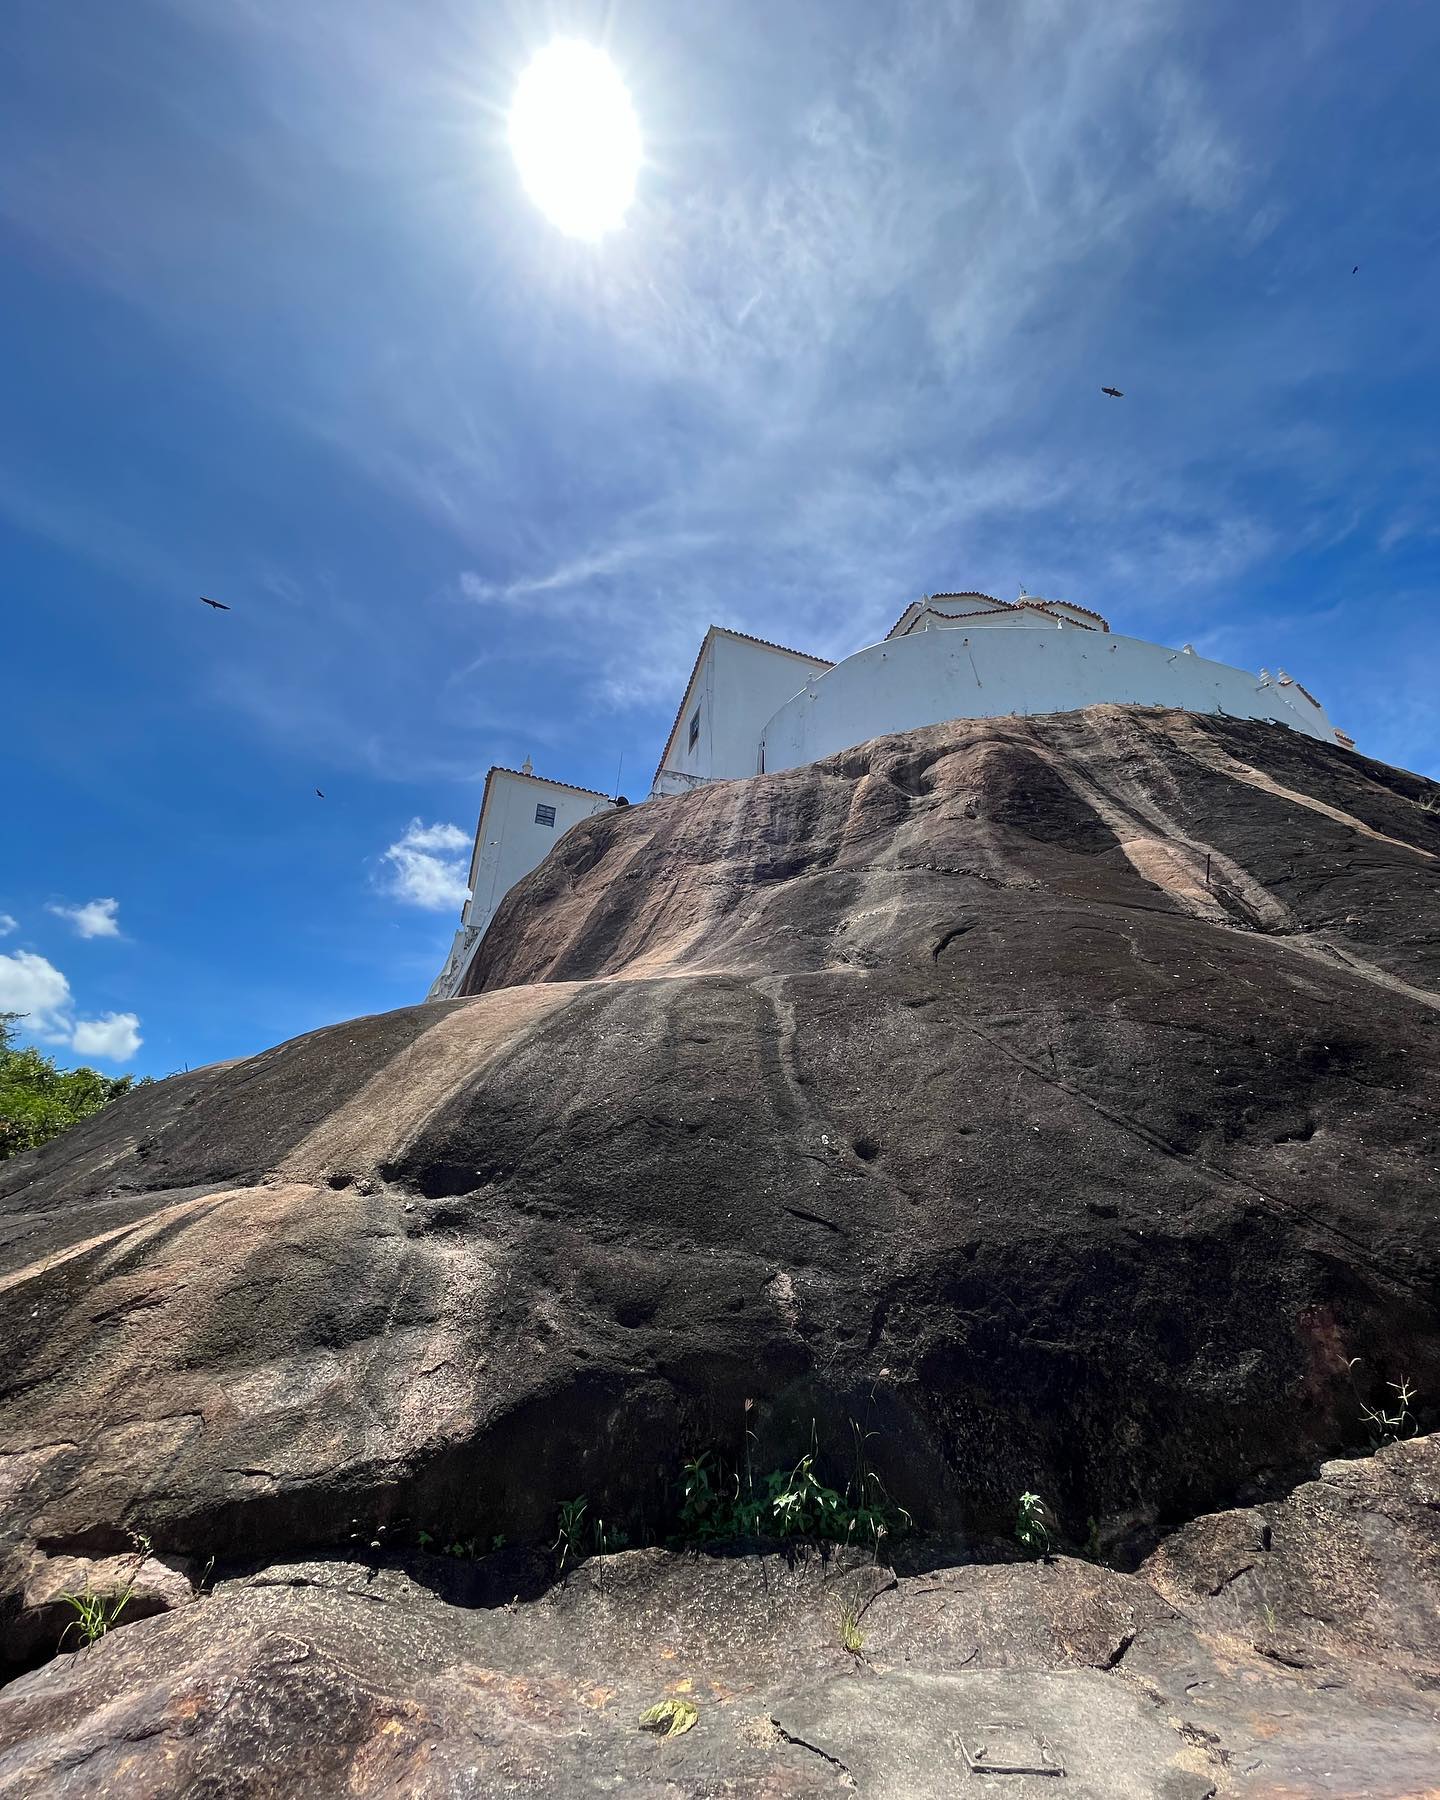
[[769, 1720, 855, 1787]]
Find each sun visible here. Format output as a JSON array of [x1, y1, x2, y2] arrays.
[[508, 42, 641, 240]]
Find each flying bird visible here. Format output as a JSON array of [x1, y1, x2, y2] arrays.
[[315, 789, 325, 799], [200, 596, 230, 610], [1352, 265, 1359, 274], [1101, 386, 1124, 398]]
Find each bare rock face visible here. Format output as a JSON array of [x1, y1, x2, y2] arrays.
[[1, 704, 1438, 1697], [0, 1436, 1436, 1796]]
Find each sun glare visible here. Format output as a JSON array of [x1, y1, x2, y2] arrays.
[[508, 41, 641, 240]]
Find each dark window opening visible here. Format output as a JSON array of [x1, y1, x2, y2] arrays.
[[535, 803, 556, 827], [688, 706, 701, 750]]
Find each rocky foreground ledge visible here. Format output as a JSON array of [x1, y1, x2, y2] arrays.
[[0, 1436, 1437, 1796], [2, 705, 1439, 1793]]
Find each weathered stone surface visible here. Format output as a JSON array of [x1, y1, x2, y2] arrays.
[[1, 706, 1438, 1629], [1, 1437, 1436, 1796]]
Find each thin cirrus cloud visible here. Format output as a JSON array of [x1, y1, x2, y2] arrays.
[[0, 0, 1437, 828], [380, 820, 471, 911], [47, 896, 122, 939], [0, 949, 143, 1064]]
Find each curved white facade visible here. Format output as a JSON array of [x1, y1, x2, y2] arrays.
[[435, 590, 1353, 999], [759, 615, 1341, 775]]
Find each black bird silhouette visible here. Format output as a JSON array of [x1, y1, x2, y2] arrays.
[[315, 788, 325, 799], [200, 596, 230, 610], [1101, 386, 1124, 398], [1352, 265, 1359, 274]]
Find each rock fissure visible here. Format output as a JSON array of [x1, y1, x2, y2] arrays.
[[768, 1719, 855, 1782]]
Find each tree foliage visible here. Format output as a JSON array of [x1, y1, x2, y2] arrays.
[[0, 1013, 149, 1162]]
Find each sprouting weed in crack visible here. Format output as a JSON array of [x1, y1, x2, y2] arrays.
[[550, 1498, 629, 1569], [1361, 1376, 1419, 1446], [56, 1586, 132, 1652], [1348, 1360, 1420, 1446], [56, 1529, 152, 1652], [837, 1600, 866, 1658], [676, 1431, 911, 1549], [1015, 1491, 1053, 1559], [553, 1497, 589, 1569]]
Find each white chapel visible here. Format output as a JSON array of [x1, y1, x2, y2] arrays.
[[429, 591, 1352, 999]]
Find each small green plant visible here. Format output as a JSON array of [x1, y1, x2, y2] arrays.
[[1014, 1491, 1052, 1559], [417, 1527, 509, 1560], [1360, 1376, 1419, 1446], [838, 1601, 866, 1657], [638, 1698, 699, 1739], [1084, 1516, 1103, 1563], [554, 1497, 589, 1568], [57, 1585, 132, 1651], [676, 1438, 911, 1549], [592, 1516, 629, 1556], [55, 1530, 151, 1653]]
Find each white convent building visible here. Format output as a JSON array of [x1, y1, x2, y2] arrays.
[[429, 591, 1352, 998]]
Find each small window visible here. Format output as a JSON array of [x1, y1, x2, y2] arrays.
[[688, 706, 701, 750], [534, 803, 556, 827]]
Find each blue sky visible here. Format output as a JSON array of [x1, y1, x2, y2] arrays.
[[3, 0, 1438, 1077]]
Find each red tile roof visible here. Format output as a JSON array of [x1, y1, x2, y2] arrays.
[[486, 765, 612, 800], [721, 626, 831, 665], [886, 594, 1009, 639], [1020, 597, 1110, 630]]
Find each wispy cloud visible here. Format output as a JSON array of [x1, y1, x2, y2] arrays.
[[0, 914, 16, 938], [380, 819, 471, 910], [47, 897, 122, 940], [4, 0, 1438, 801]]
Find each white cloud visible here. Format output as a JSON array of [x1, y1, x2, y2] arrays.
[[381, 820, 471, 910], [0, 950, 142, 1063], [0, 914, 16, 937], [399, 821, 468, 854], [0, 950, 73, 1035], [47, 896, 122, 939], [70, 1012, 143, 1063]]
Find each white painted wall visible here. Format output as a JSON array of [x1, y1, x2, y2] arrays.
[[652, 631, 829, 795], [428, 771, 613, 998], [758, 623, 1342, 774], [432, 607, 1352, 1000]]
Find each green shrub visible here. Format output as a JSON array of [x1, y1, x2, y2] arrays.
[[677, 1447, 910, 1549], [0, 1014, 150, 1162]]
